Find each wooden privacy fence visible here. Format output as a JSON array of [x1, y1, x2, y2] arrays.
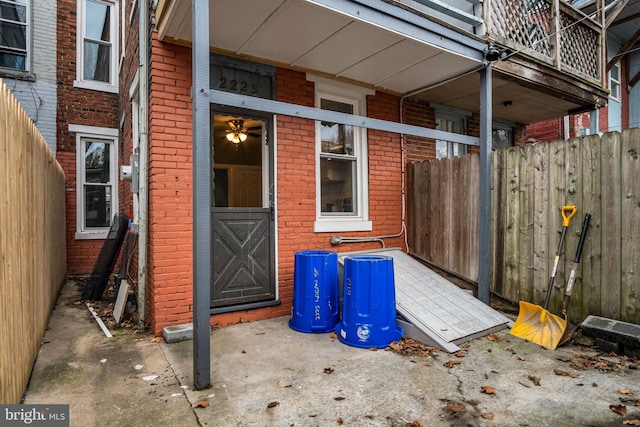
[[0, 79, 67, 404], [407, 129, 640, 325]]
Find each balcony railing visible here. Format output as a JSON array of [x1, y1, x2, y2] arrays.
[[485, 0, 603, 85], [399, 0, 604, 87]]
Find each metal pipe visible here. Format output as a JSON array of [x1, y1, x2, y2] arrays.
[[136, 0, 150, 328]]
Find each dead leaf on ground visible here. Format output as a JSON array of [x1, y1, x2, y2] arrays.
[[517, 356, 526, 361], [619, 389, 635, 396], [408, 421, 421, 427], [623, 419, 640, 425], [481, 412, 495, 420], [444, 359, 462, 368], [454, 349, 468, 358], [619, 397, 640, 406], [481, 385, 497, 395], [388, 337, 439, 357], [554, 368, 578, 378], [267, 401, 279, 409], [334, 396, 346, 401], [193, 401, 209, 408], [610, 404, 627, 415], [557, 355, 571, 362], [446, 402, 466, 414], [150, 337, 162, 343], [337, 417, 344, 424], [330, 332, 338, 339], [528, 375, 541, 386], [487, 334, 502, 342], [324, 367, 335, 374]]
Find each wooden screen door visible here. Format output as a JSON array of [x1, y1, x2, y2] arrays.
[[210, 110, 275, 309]]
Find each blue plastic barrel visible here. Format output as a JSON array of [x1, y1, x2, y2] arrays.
[[289, 250, 339, 333], [335, 255, 404, 348]]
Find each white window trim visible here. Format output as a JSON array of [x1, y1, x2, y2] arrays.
[[609, 62, 621, 102], [308, 75, 373, 233], [71, 124, 119, 239], [0, 0, 31, 75], [75, 0, 119, 93]]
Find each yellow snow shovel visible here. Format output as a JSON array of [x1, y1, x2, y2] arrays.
[[510, 205, 577, 349]]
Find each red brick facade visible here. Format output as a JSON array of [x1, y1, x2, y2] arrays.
[[57, 0, 120, 274]]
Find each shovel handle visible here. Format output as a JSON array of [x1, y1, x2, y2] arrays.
[[561, 206, 577, 227], [562, 214, 591, 317]]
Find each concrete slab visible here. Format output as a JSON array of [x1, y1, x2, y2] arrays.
[[20, 278, 640, 427]]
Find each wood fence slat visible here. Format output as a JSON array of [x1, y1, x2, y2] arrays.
[[580, 134, 602, 320], [491, 149, 507, 297], [547, 140, 568, 314], [503, 147, 521, 301], [600, 132, 622, 319], [469, 154, 479, 281], [563, 137, 584, 322], [620, 129, 640, 323], [518, 145, 535, 303], [532, 142, 550, 306]]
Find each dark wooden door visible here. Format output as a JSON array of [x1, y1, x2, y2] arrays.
[[210, 111, 275, 308]]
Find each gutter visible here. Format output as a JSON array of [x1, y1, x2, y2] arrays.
[[137, 0, 150, 327]]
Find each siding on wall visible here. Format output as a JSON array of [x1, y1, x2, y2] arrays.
[[3, 0, 57, 153], [631, 52, 640, 129]]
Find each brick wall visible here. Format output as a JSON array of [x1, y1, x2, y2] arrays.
[[402, 99, 436, 162], [57, 0, 120, 274], [143, 55, 411, 333], [146, 35, 194, 333]]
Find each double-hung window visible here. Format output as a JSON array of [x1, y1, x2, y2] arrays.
[[0, 0, 29, 73], [72, 125, 119, 239], [76, 0, 118, 92], [310, 75, 372, 232]]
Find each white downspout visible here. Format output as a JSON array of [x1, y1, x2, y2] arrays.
[[137, 0, 149, 328]]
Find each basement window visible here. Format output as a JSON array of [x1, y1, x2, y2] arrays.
[[309, 75, 373, 233], [72, 124, 119, 239]]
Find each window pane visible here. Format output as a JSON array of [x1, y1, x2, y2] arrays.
[[85, 0, 111, 41], [451, 143, 467, 157], [610, 64, 619, 81], [0, 2, 27, 23], [492, 128, 513, 149], [0, 51, 25, 69], [84, 40, 111, 82], [320, 99, 354, 155], [320, 121, 354, 155], [321, 157, 354, 214], [85, 141, 110, 183], [436, 141, 447, 159], [84, 185, 111, 228], [0, 21, 27, 50]]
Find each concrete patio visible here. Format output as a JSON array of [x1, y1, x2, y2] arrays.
[[22, 279, 640, 426]]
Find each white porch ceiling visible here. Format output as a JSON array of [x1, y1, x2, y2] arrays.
[[156, 0, 483, 96]]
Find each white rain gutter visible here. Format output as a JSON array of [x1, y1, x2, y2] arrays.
[[137, 0, 150, 327]]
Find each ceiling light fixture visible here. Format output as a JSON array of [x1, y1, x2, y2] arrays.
[[225, 120, 248, 144]]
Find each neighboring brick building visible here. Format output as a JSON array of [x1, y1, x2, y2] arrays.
[[56, 0, 121, 274]]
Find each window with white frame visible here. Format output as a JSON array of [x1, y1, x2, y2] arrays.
[[434, 105, 470, 159], [0, 0, 30, 73], [309, 75, 372, 233], [609, 62, 621, 101], [72, 125, 119, 238], [76, 0, 118, 92], [492, 120, 515, 149]]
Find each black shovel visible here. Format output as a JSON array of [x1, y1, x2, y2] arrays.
[[557, 213, 591, 346]]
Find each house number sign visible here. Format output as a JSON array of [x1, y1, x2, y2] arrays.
[[210, 55, 276, 100]]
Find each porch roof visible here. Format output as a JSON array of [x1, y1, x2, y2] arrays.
[[155, 0, 486, 98]]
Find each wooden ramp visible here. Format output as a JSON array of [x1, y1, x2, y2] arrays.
[[338, 249, 512, 353]]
